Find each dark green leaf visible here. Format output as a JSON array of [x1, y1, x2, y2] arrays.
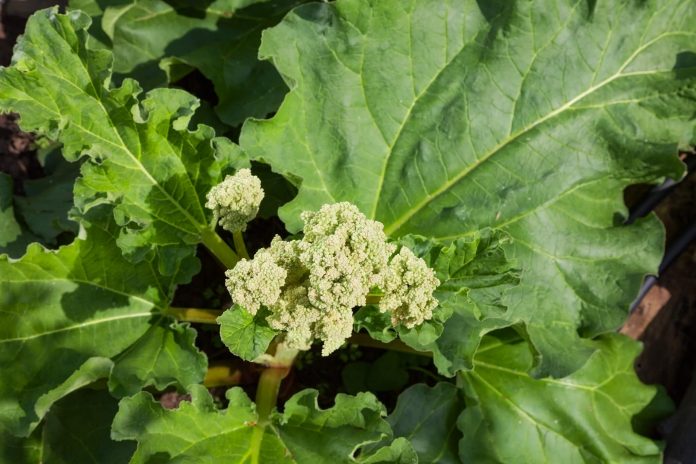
[[458, 332, 671, 463], [113, 385, 403, 463], [41, 388, 136, 463], [241, 0, 696, 375], [0, 215, 201, 437], [0, 9, 244, 269], [387, 383, 463, 464], [14, 149, 79, 243], [82, 0, 303, 126], [0, 173, 27, 255], [218, 305, 277, 361], [341, 352, 424, 395]]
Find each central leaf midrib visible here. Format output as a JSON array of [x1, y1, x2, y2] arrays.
[[42, 34, 209, 236], [381, 32, 688, 236], [0, 311, 154, 344], [467, 370, 601, 461], [382, 70, 627, 236]]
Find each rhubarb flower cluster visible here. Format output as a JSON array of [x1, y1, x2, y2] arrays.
[[225, 202, 439, 355], [205, 169, 263, 232]]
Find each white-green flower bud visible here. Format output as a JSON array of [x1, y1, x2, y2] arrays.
[[380, 247, 440, 328], [225, 249, 285, 315], [300, 202, 395, 313], [223, 202, 439, 358], [267, 284, 320, 351], [205, 169, 263, 232]]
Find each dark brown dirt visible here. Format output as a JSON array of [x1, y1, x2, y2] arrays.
[[624, 168, 696, 402], [0, 114, 42, 190], [0, 15, 42, 189]]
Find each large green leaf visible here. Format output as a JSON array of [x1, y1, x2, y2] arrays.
[[0, 173, 30, 257], [457, 331, 672, 463], [13, 151, 79, 244], [241, 0, 696, 375], [76, 0, 302, 126], [112, 384, 410, 463], [386, 383, 463, 464], [396, 231, 520, 376], [0, 213, 204, 437], [1, 388, 135, 463], [0, 8, 243, 268]]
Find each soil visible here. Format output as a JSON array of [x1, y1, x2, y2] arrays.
[[623, 169, 696, 401], [0, 15, 43, 191]]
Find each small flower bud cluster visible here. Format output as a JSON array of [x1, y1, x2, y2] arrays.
[[380, 247, 440, 328], [205, 169, 264, 232], [225, 202, 440, 355]]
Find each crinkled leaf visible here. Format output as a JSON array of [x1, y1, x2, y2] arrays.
[[0, 9, 244, 269], [0, 214, 202, 437], [218, 305, 277, 361], [355, 229, 518, 361], [79, 0, 303, 126], [0, 388, 135, 463], [274, 390, 394, 462], [386, 383, 463, 464], [397, 230, 520, 376], [241, 0, 696, 375], [0, 173, 27, 254], [354, 306, 398, 343], [357, 438, 417, 464], [108, 319, 208, 397], [113, 386, 288, 462], [341, 352, 430, 395], [14, 149, 80, 243], [458, 331, 671, 463], [113, 385, 403, 463]]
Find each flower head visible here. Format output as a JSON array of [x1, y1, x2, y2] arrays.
[[224, 248, 286, 315], [299, 202, 396, 314], [205, 169, 263, 232], [224, 202, 439, 356], [380, 246, 440, 328]]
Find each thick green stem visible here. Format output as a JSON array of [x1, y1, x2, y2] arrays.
[[200, 228, 239, 269], [166, 307, 222, 324], [247, 342, 298, 464], [348, 333, 432, 357], [233, 230, 250, 260], [255, 366, 287, 424], [204, 364, 241, 387]]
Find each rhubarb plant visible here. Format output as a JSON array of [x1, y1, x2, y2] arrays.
[[0, 0, 694, 462]]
